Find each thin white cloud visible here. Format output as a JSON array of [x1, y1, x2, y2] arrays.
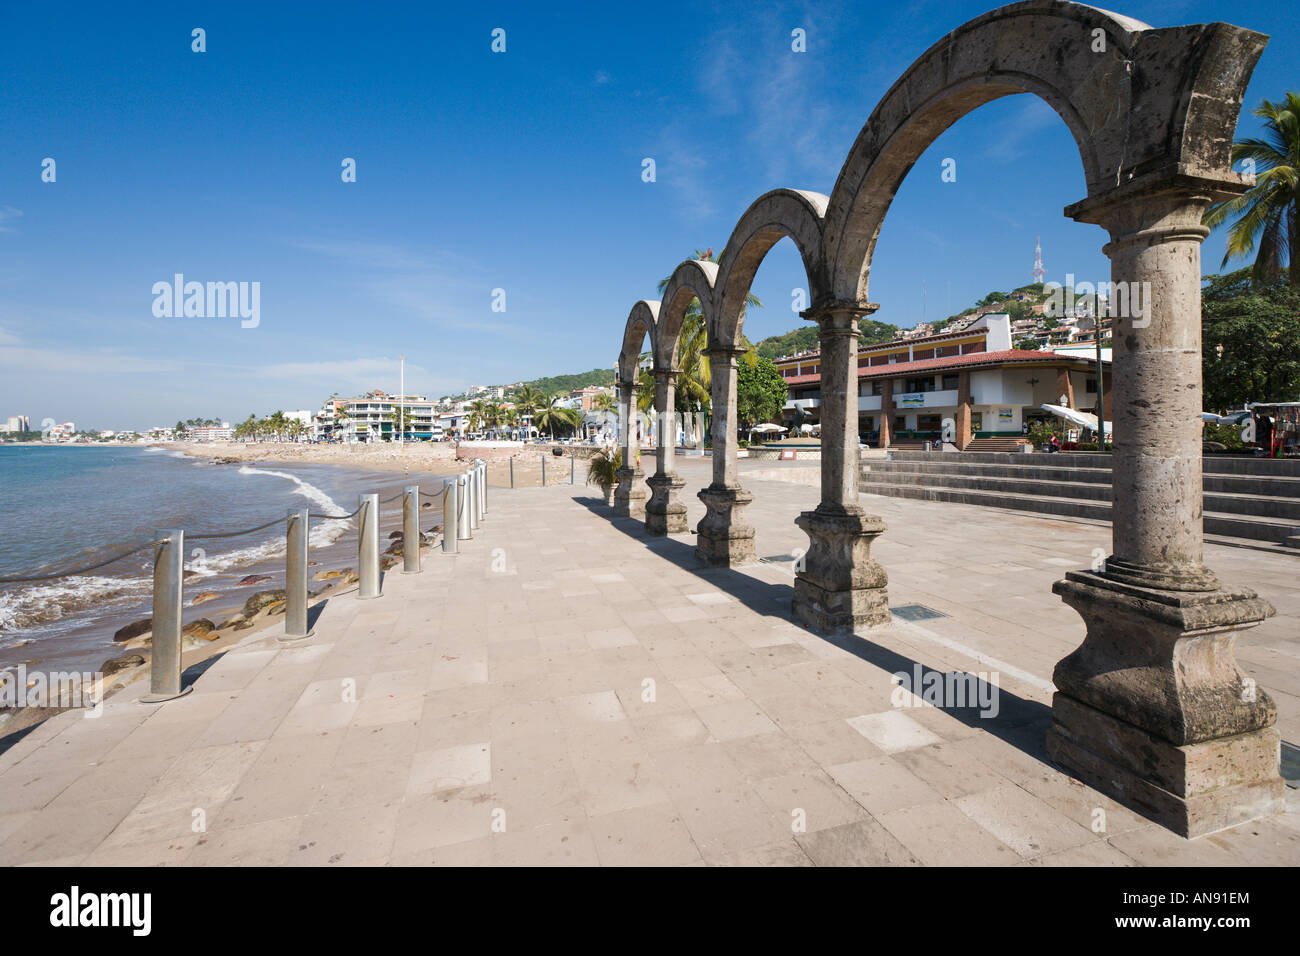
[[286, 236, 520, 333], [0, 206, 23, 233]]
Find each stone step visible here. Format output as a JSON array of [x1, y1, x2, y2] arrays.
[[858, 480, 1300, 544], [867, 459, 1114, 484], [864, 458, 1300, 498], [863, 468, 1300, 520], [885, 449, 1300, 476], [864, 468, 1113, 501]]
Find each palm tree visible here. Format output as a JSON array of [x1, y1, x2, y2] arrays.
[[535, 395, 581, 440], [512, 385, 544, 437], [1204, 92, 1300, 287], [654, 248, 761, 423]]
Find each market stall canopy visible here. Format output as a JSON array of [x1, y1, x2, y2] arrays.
[[1040, 404, 1112, 435]]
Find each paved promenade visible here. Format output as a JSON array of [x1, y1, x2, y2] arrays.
[[2, 457, 1296, 866]]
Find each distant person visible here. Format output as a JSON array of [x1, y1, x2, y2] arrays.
[[1049, 434, 1060, 453]]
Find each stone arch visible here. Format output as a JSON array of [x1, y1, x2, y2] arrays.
[[821, 0, 1263, 305], [613, 300, 660, 520], [711, 188, 830, 349], [654, 259, 717, 371], [617, 300, 659, 384]]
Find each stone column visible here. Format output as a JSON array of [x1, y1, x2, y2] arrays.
[[954, 370, 973, 450], [792, 304, 889, 633], [878, 378, 893, 449], [1050, 180, 1282, 837], [696, 345, 755, 565], [645, 368, 687, 535], [612, 377, 646, 519]]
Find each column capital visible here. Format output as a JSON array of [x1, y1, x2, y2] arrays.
[[702, 344, 748, 360], [616, 376, 639, 392], [801, 301, 879, 337], [1065, 173, 1245, 251], [652, 366, 681, 384]]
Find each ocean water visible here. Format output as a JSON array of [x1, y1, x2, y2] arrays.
[[0, 445, 448, 675]]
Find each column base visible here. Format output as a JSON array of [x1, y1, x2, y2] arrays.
[[696, 485, 755, 566], [1047, 695, 1285, 838], [613, 467, 646, 520], [645, 473, 687, 535], [1050, 569, 1283, 836], [792, 505, 889, 634]]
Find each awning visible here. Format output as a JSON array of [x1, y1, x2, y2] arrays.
[[1040, 404, 1112, 435]]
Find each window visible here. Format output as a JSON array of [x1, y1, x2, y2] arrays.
[[904, 377, 935, 393], [871, 381, 883, 396], [941, 373, 959, 390], [894, 416, 906, 431], [971, 412, 983, 431], [1086, 378, 1098, 393], [917, 414, 942, 433]]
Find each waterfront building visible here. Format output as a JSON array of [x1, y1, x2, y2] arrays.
[[775, 313, 1112, 448]]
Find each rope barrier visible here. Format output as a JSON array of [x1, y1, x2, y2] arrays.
[[189, 515, 288, 541], [0, 541, 155, 584], [0, 480, 454, 585]]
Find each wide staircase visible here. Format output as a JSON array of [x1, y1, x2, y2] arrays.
[[860, 450, 1300, 547], [964, 437, 1031, 453]]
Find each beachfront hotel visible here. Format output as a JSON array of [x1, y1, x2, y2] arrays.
[[313, 391, 440, 442], [775, 313, 1112, 448]]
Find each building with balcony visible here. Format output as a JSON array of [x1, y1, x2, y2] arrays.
[[319, 391, 439, 442], [775, 313, 1111, 448], [189, 423, 233, 441]]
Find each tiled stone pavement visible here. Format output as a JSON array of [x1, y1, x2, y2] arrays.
[[1, 456, 1296, 866]]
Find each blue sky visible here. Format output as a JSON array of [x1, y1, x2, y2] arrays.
[[0, 0, 1294, 430]]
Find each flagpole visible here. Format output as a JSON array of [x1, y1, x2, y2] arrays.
[[399, 354, 405, 445]]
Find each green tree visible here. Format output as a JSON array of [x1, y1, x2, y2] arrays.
[[1203, 92, 1300, 287], [735, 356, 789, 428], [655, 248, 762, 417], [1201, 268, 1300, 411], [535, 395, 581, 440]]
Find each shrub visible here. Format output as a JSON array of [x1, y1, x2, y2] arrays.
[[586, 448, 622, 490]]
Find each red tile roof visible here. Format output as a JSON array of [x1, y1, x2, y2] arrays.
[[781, 349, 1098, 386]]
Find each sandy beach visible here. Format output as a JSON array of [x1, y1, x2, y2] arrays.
[[174, 440, 616, 489]]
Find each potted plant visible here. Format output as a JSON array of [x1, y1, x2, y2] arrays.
[[586, 448, 622, 505]]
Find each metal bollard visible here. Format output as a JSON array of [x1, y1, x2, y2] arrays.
[[281, 508, 314, 642], [509, 457, 515, 488], [469, 467, 481, 531], [358, 493, 381, 599], [542, 454, 547, 487], [402, 485, 421, 574], [442, 478, 459, 553], [141, 529, 192, 703], [456, 475, 472, 540], [570, 453, 575, 484], [475, 462, 485, 522]]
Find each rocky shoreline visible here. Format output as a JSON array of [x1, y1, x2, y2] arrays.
[[0, 525, 440, 742]]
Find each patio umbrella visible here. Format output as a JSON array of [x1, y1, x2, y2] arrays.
[[750, 423, 787, 433], [1040, 403, 1112, 435]]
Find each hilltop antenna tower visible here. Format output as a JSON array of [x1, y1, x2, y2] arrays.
[[1033, 236, 1046, 285]]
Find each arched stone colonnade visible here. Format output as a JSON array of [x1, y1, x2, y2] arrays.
[[613, 1, 1282, 835]]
